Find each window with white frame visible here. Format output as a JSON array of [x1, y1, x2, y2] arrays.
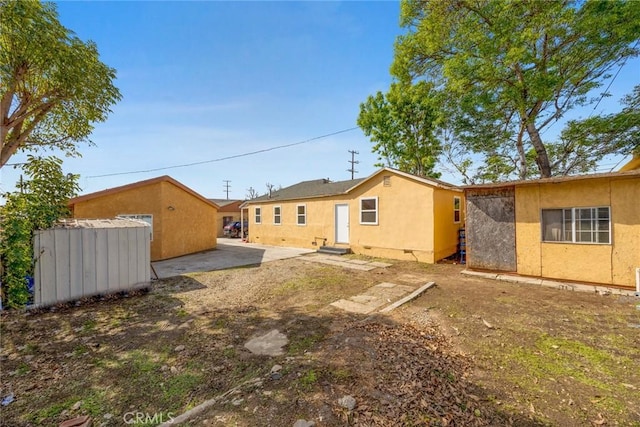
[[255, 207, 262, 224], [296, 204, 306, 225], [360, 197, 378, 225], [273, 206, 281, 225], [454, 196, 461, 223], [541, 207, 610, 244], [117, 214, 153, 241]]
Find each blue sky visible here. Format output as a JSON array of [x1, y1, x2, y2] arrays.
[[1, 1, 638, 200]]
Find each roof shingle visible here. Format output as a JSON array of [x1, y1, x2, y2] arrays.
[[248, 178, 365, 203]]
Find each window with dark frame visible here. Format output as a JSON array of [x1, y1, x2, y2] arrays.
[[255, 207, 261, 224], [454, 196, 461, 223], [274, 206, 281, 225], [296, 204, 306, 225]]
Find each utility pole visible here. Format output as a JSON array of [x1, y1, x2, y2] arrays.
[[223, 180, 231, 200], [347, 150, 359, 179]]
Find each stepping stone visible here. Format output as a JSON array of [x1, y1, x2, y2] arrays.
[[244, 329, 288, 356]]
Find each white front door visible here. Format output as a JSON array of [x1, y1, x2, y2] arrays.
[[335, 204, 349, 244]]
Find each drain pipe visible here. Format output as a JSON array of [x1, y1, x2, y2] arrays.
[[636, 267, 640, 297]]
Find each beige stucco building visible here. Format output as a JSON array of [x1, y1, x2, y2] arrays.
[[242, 168, 465, 263], [464, 170, 640, 289], [69, 176, 219, 261]]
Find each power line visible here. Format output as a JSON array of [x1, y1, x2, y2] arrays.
[[86, 127, 359, 179], [591, 40, 639, 114]]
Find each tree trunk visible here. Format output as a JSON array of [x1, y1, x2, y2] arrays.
[[526, 123, 552, 178], [515, 123, 527, 180]]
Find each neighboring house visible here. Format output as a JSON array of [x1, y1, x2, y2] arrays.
[[241, 168, 464, 263], [209, 199, 243, 237], [464, 170, 640, 289], [68, 176, 219, 261]]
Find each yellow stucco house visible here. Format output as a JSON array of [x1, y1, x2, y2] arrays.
[[242, 168, 464, 263], [464, 170, 640, 289], [68, 176, 219, 261]]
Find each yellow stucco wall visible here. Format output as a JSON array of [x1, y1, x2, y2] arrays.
[[349, 172, 437, 262], [248, 194, 351, 249], [514, 187, 542, 277], [611, 177, 640, 286], [433, 188, 466, 262], [246, 171, 464, 263], [515, 175, 640, 287], [71, 181, 217, 261], [157, 181, 218, 260]]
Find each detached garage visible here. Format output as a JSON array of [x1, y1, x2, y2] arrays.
[[68, 176, 219, 261]]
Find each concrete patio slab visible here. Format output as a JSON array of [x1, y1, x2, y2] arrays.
[[152, 239, 315, 278]]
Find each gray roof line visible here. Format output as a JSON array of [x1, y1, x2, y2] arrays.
[[247, 178, 365, 203]]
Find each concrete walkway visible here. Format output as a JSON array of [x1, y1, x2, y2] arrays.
[[152, 238, 315, 278], [462, 270, 638, 297]]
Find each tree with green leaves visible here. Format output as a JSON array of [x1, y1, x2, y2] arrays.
[[0, 156, 80, 308], [358, 81, 442, 178], [551, 84, 640, 175], [393, 0, 640, 179], [0, 0, 121, 167]]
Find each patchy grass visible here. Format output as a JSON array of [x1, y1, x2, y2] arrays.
[[274, 267, 350, 294], [287, 333, 324, 355], [1, 259, 638, 427], [81, 318, 97, 332], [298, 369, 319, 390], [508, 335, 620, 389], [405, 271, 640, 427]]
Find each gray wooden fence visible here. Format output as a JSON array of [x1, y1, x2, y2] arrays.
[[32, 219, 150, 307]]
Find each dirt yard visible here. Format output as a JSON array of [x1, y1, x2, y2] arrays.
[[1, 256, 638, 426]]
